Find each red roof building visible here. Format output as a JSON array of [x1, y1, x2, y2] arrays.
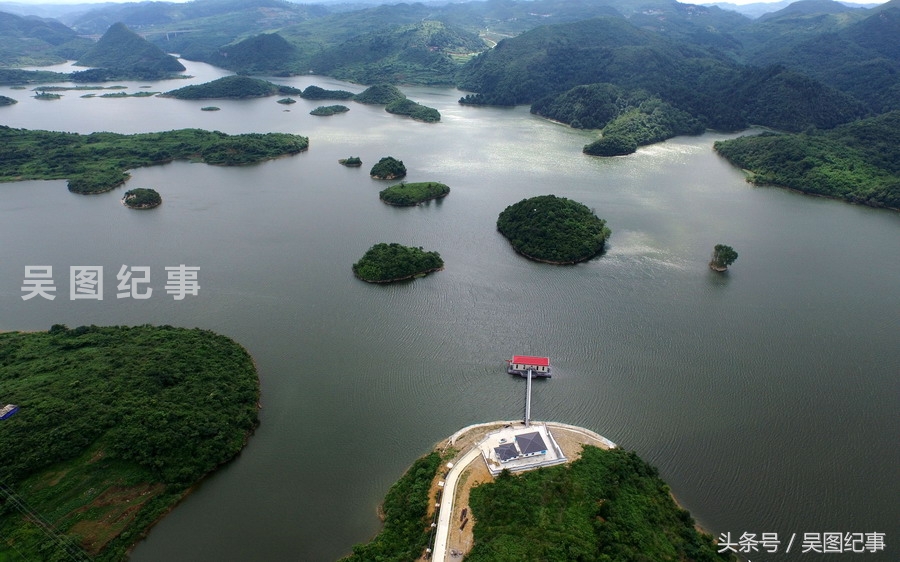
[[507, 355, 551, 377]]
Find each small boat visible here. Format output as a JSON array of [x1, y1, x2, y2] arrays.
[[0, 404, 19, 420], [506, 355, 551, 378]]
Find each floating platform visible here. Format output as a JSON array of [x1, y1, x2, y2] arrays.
[[506, 355, 551, 378]]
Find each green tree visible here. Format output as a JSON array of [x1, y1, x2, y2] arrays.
[[710, 244, 738, 271]]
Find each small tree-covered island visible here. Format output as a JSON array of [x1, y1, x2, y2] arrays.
[[122, 187, 161, 209], [379, 181, 449, 206], [352, 243, 443, 283], [310, 104, 349, 116], [497, 195, 611, 264], [369, 156, 407, 180], [0, 325, 260, 561], [710, 244, 738, 272], [339, 156, 362, 167]]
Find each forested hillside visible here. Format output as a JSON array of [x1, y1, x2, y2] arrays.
[[1, 0, 897, 209], [714, 111, 900, 209], [0, 325, 260, 560], [309, 20, 484, 85], [0, 10, 91, 65], [75, 22, 185, 76]]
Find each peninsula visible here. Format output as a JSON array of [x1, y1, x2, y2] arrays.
[[341, 421, 734, 562], [352, 243, 443, 283], [0, 126, 309, 194], [497, 194, 611, 264], [0, 325, 260, 561]]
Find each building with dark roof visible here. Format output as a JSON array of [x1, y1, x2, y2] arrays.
[[515, 432, 547, 456], [495, 442, 519, 463]]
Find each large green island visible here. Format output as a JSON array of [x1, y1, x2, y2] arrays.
[[379, 181, 449, 206], [497, 195, 612, 264], [352, 243, 443, 283], [0, 325, 260, 561], [0, 126, 309, 194], [163, 75, 302, 100]]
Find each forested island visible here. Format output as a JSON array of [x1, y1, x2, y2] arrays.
[[379, 181, 449, 206], [339, 156, 362, 167], [497, 195, 612, 264], [122, 187, 162, 209], [352, 243, 443, 283], [0, 95, 17, 106], [385, 98, 441, 123], [163, 76, 302, 100], [353, 84, 441, 122], [0, 325, 260, 561], [369, 156, 407, 180], [0, 126, 309, 194], [300, 85, 355, 100], [352, 83, 406, 105], [310, 104, 349, 116]]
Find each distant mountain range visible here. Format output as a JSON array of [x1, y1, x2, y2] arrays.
[[0, 0, 897, 196]]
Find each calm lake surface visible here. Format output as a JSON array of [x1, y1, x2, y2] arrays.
[[1, 60, 897, 561]]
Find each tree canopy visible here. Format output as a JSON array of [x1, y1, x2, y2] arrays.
[[714, 111, 900, 209], [310, 104, 350, 116], [122, 187, 161, 209], [352, 243, 443, 282], [379, 181, 449, 206], [339, 452, 443, 561], [370, 156, 407, 180], [0, 126, 309, 194], [163, 76, 302, 100], [466, 446, 736, 562], [0, 325, 259, 560], [710, 244, 738, 271], [497, 195, 611, 264]]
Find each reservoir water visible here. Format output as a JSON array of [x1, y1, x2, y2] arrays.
[[1, 61, 897, 561]]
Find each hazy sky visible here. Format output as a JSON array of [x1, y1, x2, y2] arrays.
[[16, 0, 890, 5]]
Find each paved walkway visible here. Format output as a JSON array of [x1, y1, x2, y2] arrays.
[[432, 446, 481, 561]]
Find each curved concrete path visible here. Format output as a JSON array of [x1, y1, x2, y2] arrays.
[[432, 446, 481, 561]]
